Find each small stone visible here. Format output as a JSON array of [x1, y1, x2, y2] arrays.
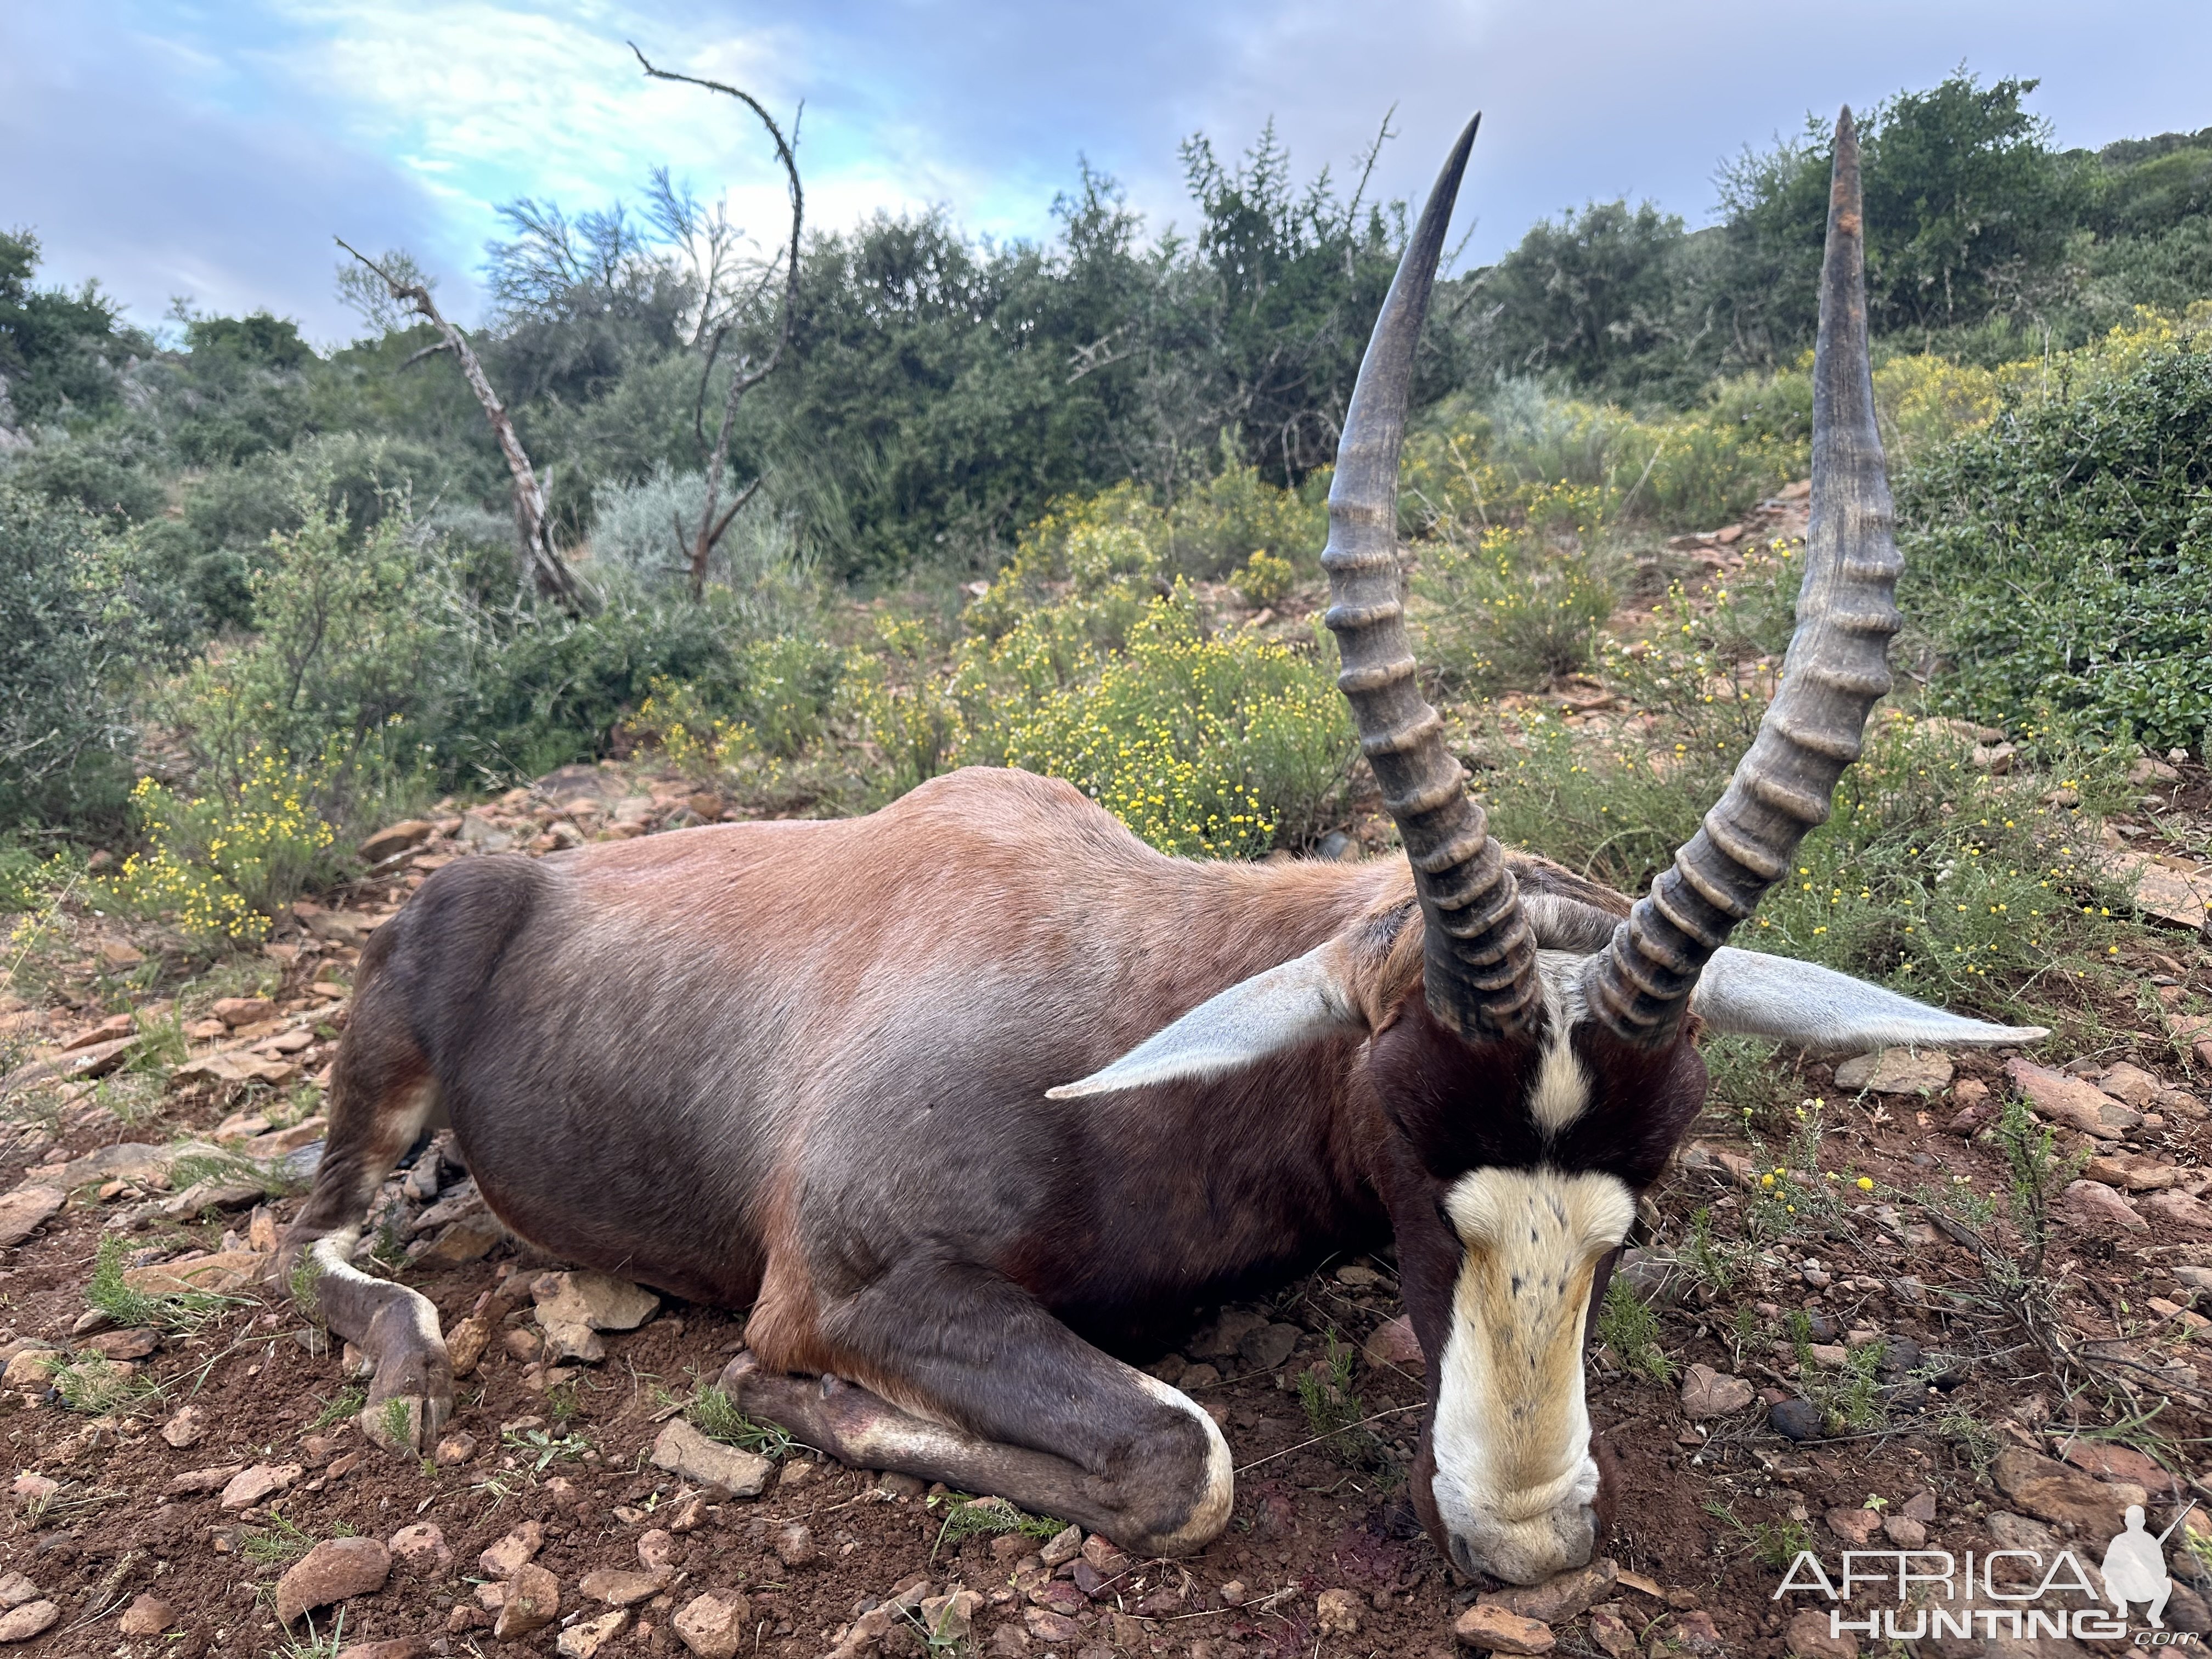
[[637, 1528, 679, 1571], [1806, 1342, 1848, 1367], [666, 1492, 711, 1531], [582, 1568, 670, 1607], [876, 1469, 926, 1498], [1039, 1524, 1084, 1567], [1783, 1607, 1857, 1657], [651, 1419, 772, 1497], [2006, 1058, 2143, 1139], [336, 1641, 428, 1659], [1238, 1321, 1301, 1370], [1024, 1607, 1083, 1644], [0, 1602, 58, 1643], [917, 1589, 983, 1644], [0, 1186, 64, 1248], [211, 996, 276, 1027], [494, 1562, 560, 1639], [1362, 1313, 1424, 1370], [1826, 1506, 1882, 1546], [1678, 1363, 1755, 1418], [1477, 1559, 1617, 1625], [774, 1522, 817, 1568], [2144, 1188, 2212, 1233], [8, 1474, 57, 1511], [275, 1536, 392, 1624], [1993, 1447, 2146, 1532], [1669, 1610, 1722, 1654], [1, 1346, 58, 1389], [0, 1576, 34, 1611], [478, 1520, 545, 1577], [2100, 1062, 2164, 1108], [1769, 1398, 1824, 1441], [1901, 1491, 1937, 1524], [387, 1522, 452, 1574], [359, 820, 437, 863], [2058, 1437, 2180, 1496], [445, 1314, 492, 1378], [220, 1462, 302, 1509], [672, 1590, 751, 1659], [1882, 1514, 1926, 1548], [433, 1430, 476, 1465], [1451, 1602, 1555, 1652], [2061, 1178, 2147, 1232], [1316, 1587, 1361, 1636], [117, 1592, 175, 1635], [1833, 1049, 1953, 1094], [1589, 1605, 1636, 1658], [558, 1609, 631, 1659], [533, 1269, 659, 1362]]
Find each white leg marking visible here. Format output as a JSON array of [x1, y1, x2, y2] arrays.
[[1135, 1369, 1235, 1551]]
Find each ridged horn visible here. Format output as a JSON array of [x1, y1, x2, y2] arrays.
[[1585, 108, 1902, 1046], [1322, 114, 1543, 1043]]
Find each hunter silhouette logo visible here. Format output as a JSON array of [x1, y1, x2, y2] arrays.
[[2104, 1502, 2196, 1629]]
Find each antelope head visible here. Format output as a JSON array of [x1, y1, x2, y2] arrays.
[[1054, 111, 2044, 1583]]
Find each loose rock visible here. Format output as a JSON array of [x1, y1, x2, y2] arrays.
[[1452, 1602, 1555, 1653], [2061, 1178, 2148, 1232], [478, 1520, 545, 1577], [275, 1536, 392, 1624], [1477, 1559, 1617, 1626], [2006, 1059, 2143, 1139], [581, 1568, 669, 1607], [116, 1593, 174, 1635], [0, 1187, 64, 1249], [1784, 1607, 1858, 1657], [0, 1602, 58, 1643], [1993, 1447, 2146, 1532], [558, 1610, 630, 1659], [672, 1590, 751, 1659], [1826, 1506, 1882, 1546], [220, 1462, 302, 1509], [495, 1562, 560, 1639], [1679, 1363, 1755, 1418], [1769, 1398, 1825, 1441], [1316, 1587, 1362, 1635], [1833, 1049, 1952, 1094], [1238, 1321, 1301, 1370], [775, 1522, 817, 1568], [533, 1269, 659, 1362], [651, 1419, 772, 1497], [1362, 1313, 1423, 1370], [387, 1522, 452, 1574], [161, 1404, 207, 1450], [0, 1576, 34, 1611]]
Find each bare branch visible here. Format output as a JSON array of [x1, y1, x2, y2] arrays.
[[335, 237, 595, 612], [631, 44, 805, 599]]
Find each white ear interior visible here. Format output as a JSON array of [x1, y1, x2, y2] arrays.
[[1684, 946, 2048, 1051], [1046, 944, 1362, 1099]]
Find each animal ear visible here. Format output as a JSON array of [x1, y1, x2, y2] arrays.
[[1046, 943, 1365, 1099], [1686, 946, 2049, 1051]]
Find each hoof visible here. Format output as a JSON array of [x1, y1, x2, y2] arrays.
[[714, 1348, 760, 1398]]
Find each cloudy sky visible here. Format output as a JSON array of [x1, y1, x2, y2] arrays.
[[7, 1, 2209, 344]]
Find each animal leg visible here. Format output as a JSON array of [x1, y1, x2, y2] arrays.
[[726, 1262, 1232, 1555], [274, 991, 452, 1455]]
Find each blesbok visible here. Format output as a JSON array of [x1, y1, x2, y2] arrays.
[[279, 109, 2043, 1583]]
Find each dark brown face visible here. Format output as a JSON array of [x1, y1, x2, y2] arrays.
[[1365, 994, 1708, 1583]]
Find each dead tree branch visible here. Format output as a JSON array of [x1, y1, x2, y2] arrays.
[[334, 238, 595, 612], [631, 44, 804, 600]]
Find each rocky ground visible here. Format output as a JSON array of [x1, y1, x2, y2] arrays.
[[4, 494, 2212, 1659]]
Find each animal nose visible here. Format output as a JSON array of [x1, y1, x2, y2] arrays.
[[1451, 1500, 1598, 1586]]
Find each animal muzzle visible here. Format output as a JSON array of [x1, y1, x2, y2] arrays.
[[1419, 1429, 1618, 1585]]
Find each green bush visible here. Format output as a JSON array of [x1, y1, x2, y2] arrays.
[[1900, 323, 2212, 754], [0, 487, 180, 836], [96, 742, 357, 946], [986, 588, 1353, 857], [1413, 483, 1616, 692]]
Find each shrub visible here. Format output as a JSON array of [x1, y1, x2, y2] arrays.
[[1900, 318, 2212, 754], [0, 487, 179, 836], [988, 589, 1353, 857], [1232, 548, 1295, 608], [95, 742, 356, 947], [1413, 483, 1615, 692]]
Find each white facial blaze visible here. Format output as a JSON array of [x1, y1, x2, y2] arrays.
[[1430, 1165, 1637, 1584]]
